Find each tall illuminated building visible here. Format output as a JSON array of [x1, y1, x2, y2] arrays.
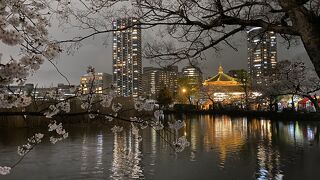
[[142, 66, 178, 98], [181, 65, 203, 86], [247, 27, 277, 86], [112, 17, 142, 97], [80, 73, 112, 94]]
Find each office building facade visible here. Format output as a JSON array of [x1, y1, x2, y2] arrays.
[[181, 65, 203, 86], [80, 73, 112, 94], [247, 27, 277, 86], [142, 66, 178, 98], [112, 17, 142, 97]]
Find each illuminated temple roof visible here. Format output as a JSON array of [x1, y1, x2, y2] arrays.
[[203, 65, 241, 86]]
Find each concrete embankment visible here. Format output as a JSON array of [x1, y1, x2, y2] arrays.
[[0, 97, 141, 127]]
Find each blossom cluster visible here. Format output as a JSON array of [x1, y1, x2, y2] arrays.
[[17, 133, 44, 156], [105, 115, 114, 122], [173, 136, 190, 152], [131, 123, 143, 142], [169, 120, 186, 131], [151, 120, 164, 130], [0, 166, 11, 175], [112, 103, 123, 112], [0, 93, 32, 108], [48, 121, 69, 144], [133, 97, 155, 112], [47, 90, 64, 100], [168, 120, 190, 152], [153, 110, 164, 121], [111, 125, 124, 133], [86, 65, 95, 74], [44, 101, 71, 118], [78, 93, 97, 111], [100, 91, 116, 108], [0, 1, 60, 86]]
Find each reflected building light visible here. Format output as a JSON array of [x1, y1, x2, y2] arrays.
[[81, 134, 88, 173], [256, 143, 282, 179], [191, 120, 197, 152], [151, 129, 157, 147], [294, 122, 303, 143], [111, 131, 144, 179], [276, 121, 310, 145], [128, 130, 132, 150], [131, 132, 143, 179], [307, 126, 315, 141], [95, 133, 103, 173], [259, 120, 272, 140], [203, 116, 246, 167], [111, 132, 124, 179], [148, 129, 157, 175], [288, 123, 295, 138], [243, 117, 248, 133]]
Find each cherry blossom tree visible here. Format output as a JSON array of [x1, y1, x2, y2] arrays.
[[0, 0, 61, 108], [48, 0, 320, 79], [259, 60, 320, 111]]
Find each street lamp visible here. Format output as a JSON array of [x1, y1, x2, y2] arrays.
[[182, 88, 187, 93]]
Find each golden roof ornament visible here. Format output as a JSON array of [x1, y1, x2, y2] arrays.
[[218, 65, 224, 73]]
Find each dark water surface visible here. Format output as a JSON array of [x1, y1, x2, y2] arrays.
[[1, 115, 320, 180]]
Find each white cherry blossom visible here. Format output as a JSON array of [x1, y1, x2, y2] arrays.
[[154, 110, 164, 121], [169, 120, 186, 131], [17, 133, 44, 156], [111, 125, 123, 133], [0, 166, 11, 175], [105, 116, 114, 121], [173, 136, 190, 152], [112, 103, 122, 112]]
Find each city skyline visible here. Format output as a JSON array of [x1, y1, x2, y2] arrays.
[[15, 29, 310, 87], [1, 1, 320, 179]]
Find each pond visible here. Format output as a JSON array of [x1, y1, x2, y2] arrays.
[[0, 115, 320, 179]]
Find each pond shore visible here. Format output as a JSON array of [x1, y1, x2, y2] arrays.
[[1, 109, 319, 128]]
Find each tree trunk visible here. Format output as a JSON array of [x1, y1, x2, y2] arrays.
[[274, 102, 279, 112], [299, 25, 320, 78], [269, 97, 273, 111], [188, 96, 192, 105], [291, 95, 295, 111], [305, 95, 320, 112], [279, 1, 320, 78], [209, 98, 215, 110], [245, 90, 250, 111]]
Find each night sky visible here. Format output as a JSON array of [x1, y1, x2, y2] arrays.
[[0, 4, 312, 87]]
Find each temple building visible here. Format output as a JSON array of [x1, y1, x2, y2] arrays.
[[202, 65, 245, 107]]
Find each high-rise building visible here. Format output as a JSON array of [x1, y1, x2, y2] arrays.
[[181, 65, 203, 86], [112, 17, 142, 97], [142, 66, 178, 98], [80, 73, 112, 94], [247, 27, 277, 86]]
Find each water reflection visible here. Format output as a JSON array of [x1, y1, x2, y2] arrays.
[[256, 141, 282, 180], [111, 130, 144, 179], [0, 116, 320, 180], [184, 115, 247, 167], [95, 133, 103, 173], [80, 134, 88, 173], [275, 121, 319, 146], [177, 115, 319, 179]]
